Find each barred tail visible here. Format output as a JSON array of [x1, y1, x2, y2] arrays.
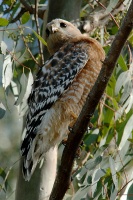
[[22, 150, 38, 181]]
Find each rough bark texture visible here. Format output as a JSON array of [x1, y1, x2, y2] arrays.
[[49, 1, 133, 200]]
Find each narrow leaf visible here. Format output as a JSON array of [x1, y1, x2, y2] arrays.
[[106, 0, 119, 13], [109, 157, 118, 189], [2, 55, 13, 89], [119, 114, 133, 150], [15, 73, 28, 106], [118, 55, 128, 71], [115, 71, 129, 95], [85, 156, 102, 170], [19, 71, 33, 115], [21, 12, 30, 24], [1, 41, 7, 55]]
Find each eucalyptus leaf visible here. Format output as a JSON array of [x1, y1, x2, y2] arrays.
[[119, 114, 133, 150], [0, 41, 7, 55], [21, 12, 30, 24], [106, 0, 119, 13], [15, 73, 28, 106], [0, 18, 9, 26], [2, 55, 13, 89], [109, 157, 118, 190], [85, 156, 102, 171], [115, 71, 129, 95], [19, 71, 33, 115]]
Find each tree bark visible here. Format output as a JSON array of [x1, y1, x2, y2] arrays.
[[49, 1, 133, 200]]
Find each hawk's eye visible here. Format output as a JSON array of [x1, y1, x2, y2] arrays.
[[46, 28, 50, 37], [60, 22, 67, 28]]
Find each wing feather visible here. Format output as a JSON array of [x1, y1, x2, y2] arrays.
[[21, 41, 89, 155]]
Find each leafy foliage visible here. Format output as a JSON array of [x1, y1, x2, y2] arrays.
[[0, 0, 133, 200]]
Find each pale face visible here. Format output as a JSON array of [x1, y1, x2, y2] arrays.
[[45, 19, 82, 54]]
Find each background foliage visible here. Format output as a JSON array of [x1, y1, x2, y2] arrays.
[[0, 0, 133, 199]]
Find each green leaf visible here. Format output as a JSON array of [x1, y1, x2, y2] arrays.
[[93, 169, 105, 182], [104, 109, 114, 124], [85, 156, 102, 170], [0, 18, 9, 26], [128, 30, 133, 46], [15, 73, 28, 106], [84, 129, 99, 146], [25, 27, 47, 46], [21, 12, 30, 24], [119, 114, 133, 150], [118, 55, 128, 71]]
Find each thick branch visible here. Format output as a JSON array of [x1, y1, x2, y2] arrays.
[[49, 1, 133, 200]]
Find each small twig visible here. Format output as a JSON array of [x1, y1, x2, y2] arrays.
[[0, 158, 20, 191], [34, 0, 44, 65], [20, 0, 33, 13], [20, 0, 46, 19], [6, 49, 30, 70], [23, 35, 41, 66], [127, 44, 133, 65], [3, 1, 15, 14], [95, 0, 120, 28], [18, 25, 41, 66], [0, 28, 19, 31], [117, 178, 133, 195], [102, 179, 110, 200], [10, 7, 26, 23], [113, 117, 128, 185]]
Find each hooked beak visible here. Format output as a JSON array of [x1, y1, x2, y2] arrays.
[[51, 24, 58, 33]]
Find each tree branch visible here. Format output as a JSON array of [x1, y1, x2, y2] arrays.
[[49, 1, 133, 200], [10, 3, 46, 23], [76, 1, 125, 33], [20, 0, 46, 19]]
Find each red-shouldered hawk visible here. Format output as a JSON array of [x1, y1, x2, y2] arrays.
[[21, 18, 105, 181]]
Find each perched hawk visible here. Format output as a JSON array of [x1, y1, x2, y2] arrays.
[[21, 18, 105, 181]]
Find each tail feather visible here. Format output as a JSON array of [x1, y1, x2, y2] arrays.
[[21, 134, 51, 181], [22, 156, 38, 181]]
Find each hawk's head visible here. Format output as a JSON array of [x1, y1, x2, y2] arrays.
[[46, 19, 82, 55]]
